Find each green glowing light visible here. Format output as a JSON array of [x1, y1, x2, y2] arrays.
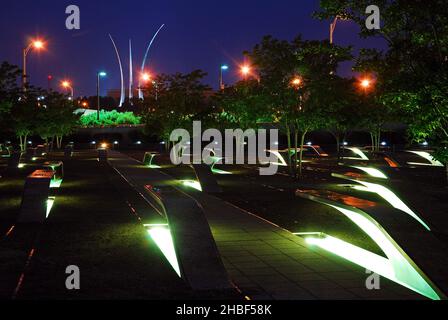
[[295, 197, 442, 300], [147, 226, 181, 277], [145, 153, 161, 169], [18, 164, 25, 168], [406, 151, 444, 167], [263, 150, 288, 166], [50, 179, 63, 188], [351, 166, 388, 179], [335, 173, 430, 231], [343, 147, 369, 160], [181, 180, 202, 191], [32, 157, 38, 161], [46, 197, 55, 218], [209, 156, 232, 175]]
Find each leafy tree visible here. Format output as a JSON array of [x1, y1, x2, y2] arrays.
[[140, 70, 211, 150], [316, 0, 448, 178], [36, 91, 79, 149], [0, 62, 21, 138], [245, 35, 352, 178]]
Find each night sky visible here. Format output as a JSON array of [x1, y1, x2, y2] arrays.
[[0, 0, 386, 96]]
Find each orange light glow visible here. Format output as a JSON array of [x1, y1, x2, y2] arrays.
[[32, 40, 44, 49], [241, 65, 251, 75], [361, 79, 370, 88], [141, 73, 151, 82], [291, 77, 302, 87], [61, 81, 71, 88]]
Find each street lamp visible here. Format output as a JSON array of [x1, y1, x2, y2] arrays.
[[358, 77, 375, 94], [220, 65, 229, 90], [291, 77, 302, 88], [141, 72, 151, 83], [240, 65, 251, 80], [97, 71, 107, 121], [61, 80, 74, 100], [23, 39, 45, 91]]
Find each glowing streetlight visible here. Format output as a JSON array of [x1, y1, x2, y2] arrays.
[[141, 72, 151, 83], [23, 39, 46, 91], [61, 80, 74, 100], [361, 79, 371, 88], [291, 77, 302, 88], [97, 71, 107, 121], [359, 78, 374, 92], [241, 65, 251, 79], [220, 65, 229, 90]]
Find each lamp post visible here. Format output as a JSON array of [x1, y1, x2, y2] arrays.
[[97, 71, 107, 121], [329, 16, 341, 44], [22, 39, 45, 91], [61, 80, 74, 100], [240, 65, 250, 81], [219, 65, 229, 90], [359, 78, 374, 95]]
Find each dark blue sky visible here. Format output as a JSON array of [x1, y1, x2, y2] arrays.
[[0, 0, 386, 96]]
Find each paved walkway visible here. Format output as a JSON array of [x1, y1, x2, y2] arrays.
[[107, 151, 423, 300]]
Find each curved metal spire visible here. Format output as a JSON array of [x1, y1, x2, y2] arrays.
[[129, 39, 133, 102], [139, 24, 165, 99], [109, 34, 125, 107]]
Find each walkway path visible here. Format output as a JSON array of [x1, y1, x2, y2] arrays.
[[107, 151, 423, 300]]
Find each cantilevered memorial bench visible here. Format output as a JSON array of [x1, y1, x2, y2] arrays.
[[295, 187, 448, 300], [143, 151, 161, 168], [42, 161, 64, 185], [144, 184, 232, 291], [18, 170, 54, 223], [190, 164, 222, 193]]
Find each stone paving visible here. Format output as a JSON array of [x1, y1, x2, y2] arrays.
[[107, 151, 424, 300]]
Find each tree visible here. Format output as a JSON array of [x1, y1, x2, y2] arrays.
[[140, 70, 211, 150], [245, 35, 352, 178], [322, 77, 360, 158], [0, 62, 21, 138], [316, 0, 448, 179], [35, 91, 79, 149]]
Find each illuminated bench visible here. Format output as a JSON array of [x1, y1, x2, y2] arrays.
[[18, 170, 55, 223], [98, 149, 108, 162], [143, 152, 161, 168], [190, 164, 222, 193], [42, 161, 64, 188], [0, 145, 12, 158], [296, 190, 445, 300], [143, 185, 232, 290], [42, 161, 64, 180]]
